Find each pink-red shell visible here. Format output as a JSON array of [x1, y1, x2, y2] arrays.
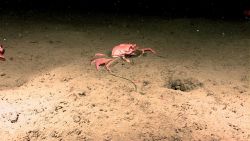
[[111, 44, 137, 57]]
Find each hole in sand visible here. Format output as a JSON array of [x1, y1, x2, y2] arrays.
[[167, 77, 203, 92]]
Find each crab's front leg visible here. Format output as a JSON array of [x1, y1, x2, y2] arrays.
[[121, 55, 131, 63], [140, 48, 156, 55]]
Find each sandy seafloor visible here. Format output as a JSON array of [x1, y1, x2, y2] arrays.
[[0, 13, 249, 141]]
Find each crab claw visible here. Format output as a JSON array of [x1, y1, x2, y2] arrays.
[[0, 45, 5, 61], [91, 58, 114, 71]]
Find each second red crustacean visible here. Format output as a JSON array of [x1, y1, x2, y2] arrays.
[[0, 44, 5, 61], [91, 43, 156, 71]]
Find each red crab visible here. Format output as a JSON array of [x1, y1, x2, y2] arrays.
[[91, 43, 156, 71], [244, 9, 250, 17], [0, 45, 5, 61]]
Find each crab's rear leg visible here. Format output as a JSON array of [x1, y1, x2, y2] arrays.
[[95, 53, 106, 57], [105, 58, 120, 71], [91, 60, 101, 70], [91, 58, 113, 71]]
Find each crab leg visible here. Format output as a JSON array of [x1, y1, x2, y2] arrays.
[[105, 58, 120, 71], [90, 59, 101, 70], [0, 54, 5, 61], [121, 56, 131, 63], [91, 58, 116, 71], [95, 53, 106, 57], [140, 48, 156, 55]]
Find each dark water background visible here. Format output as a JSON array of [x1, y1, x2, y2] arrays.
[[0, 0, 250, 19]]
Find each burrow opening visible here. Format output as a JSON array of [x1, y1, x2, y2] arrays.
[[167, 77, 203, 92]]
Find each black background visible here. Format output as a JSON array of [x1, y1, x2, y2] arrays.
[[0, 0, 250, 18]]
